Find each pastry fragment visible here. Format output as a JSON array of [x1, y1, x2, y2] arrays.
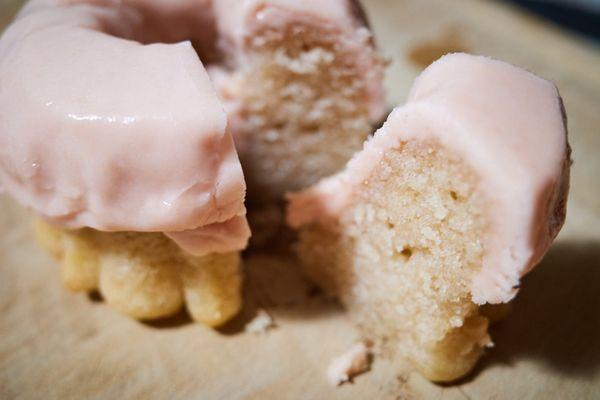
[[210, 0, 386, 204], [0, 0, 250, 326], [287, 54, 570, 381], [327, 342, 371, 386], [244, 309, 275, 334]]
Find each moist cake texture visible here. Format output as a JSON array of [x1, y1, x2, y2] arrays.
[[295, 141, 491, 381], [211, 0, 386, 243]]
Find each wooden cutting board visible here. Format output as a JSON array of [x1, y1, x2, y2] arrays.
[[1, 0, 599, 398]]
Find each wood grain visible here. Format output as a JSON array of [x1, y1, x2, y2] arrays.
[[1, 0, 599, 399]]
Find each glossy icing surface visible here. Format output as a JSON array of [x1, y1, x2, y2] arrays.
[[0, 0, 248, 255]]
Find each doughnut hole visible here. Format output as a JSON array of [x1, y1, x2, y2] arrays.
[[294, 140, 493, 382]]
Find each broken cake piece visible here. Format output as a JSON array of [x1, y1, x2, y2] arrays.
[[211, 0, 386, 202], [327, 342, 372, 386], [287, 53, 571, 381]]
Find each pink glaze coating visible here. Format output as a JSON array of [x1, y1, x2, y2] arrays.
[[0, 0, 249, 256], [287, 53, 570, 304], [212, 0, 386, 123]]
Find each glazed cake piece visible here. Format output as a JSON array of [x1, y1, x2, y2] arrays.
[[0, 0, 249, 326], [287, 54, 570, 381], [210, 0, 386, 204]]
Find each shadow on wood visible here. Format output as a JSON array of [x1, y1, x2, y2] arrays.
[[142, 309, 193, 329], [219, 248, 341, 335], [482, 240, 600, 379]]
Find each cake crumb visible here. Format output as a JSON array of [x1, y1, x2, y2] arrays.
[[327, 342, 371, 386], [245, 309, 275, 334]]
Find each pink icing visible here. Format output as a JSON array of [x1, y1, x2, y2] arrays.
[[0, 0, 249, 256], [287, 53, 570, 304]]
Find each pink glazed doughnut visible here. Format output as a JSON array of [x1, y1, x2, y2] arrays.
[[0, 0, 385, 324]]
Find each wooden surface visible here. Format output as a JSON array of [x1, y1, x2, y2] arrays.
[[1, 0, 599, 399]]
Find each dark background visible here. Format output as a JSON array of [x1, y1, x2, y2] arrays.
[[505, 0, 600, 41]]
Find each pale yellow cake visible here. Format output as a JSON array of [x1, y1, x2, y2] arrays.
[[34, 220, 242, 327], [210, 0, 386, 244], [221, 25, 384, 202], [294, 141, 492, 381]]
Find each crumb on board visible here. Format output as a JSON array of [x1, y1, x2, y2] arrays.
[[245, 309, 275, 334], [327, 342, 371, 386]]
